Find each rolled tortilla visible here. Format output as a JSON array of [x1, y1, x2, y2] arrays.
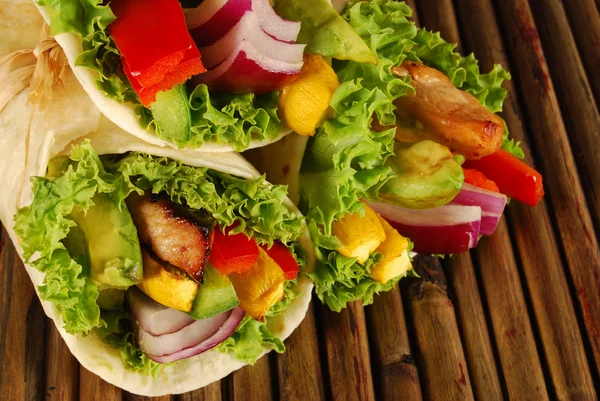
[[33, 2, 291, 153], [0, 35, 314, 396]]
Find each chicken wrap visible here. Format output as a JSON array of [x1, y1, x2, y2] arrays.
[[0, 32, 315, 396], [31, 0, 314, 152], [246, 0, 543, 311]]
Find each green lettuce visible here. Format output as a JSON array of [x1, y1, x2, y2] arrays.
[[138, 85, 283, 151], [217, 315, 285, 364], [273, 0, 376, 64], [14, 144, 115, 334], [15, 141, 305, 372], [302, 0, 518, 310]]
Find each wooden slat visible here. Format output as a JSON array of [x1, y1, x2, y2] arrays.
[[79, 366, 123, 401], [232, 354, 275, 401], [561, 0, 600, 105], [403, 256, 475, 401], [177, 381, 223, 401], [415, 3, 505, 399], [443, 253, 503, 401], [526, 0, 600, 374], [414, 0, 462, 53], [473, 218, 550, 401], [276, 303, 327, 401], [530, 0, 600, 237], [457, 0, 599, 399], [364, 288, 422, 401], [45, 324, 78, 401], [319, 301, 375, 401], [0, 228, 46, 401]]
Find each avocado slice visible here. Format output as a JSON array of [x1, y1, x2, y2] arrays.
[[62, 218, 130, 309], [188, 264, 240, 320], [67, 193, 143, 289], [379, 140, 464, 209], [150, 84, 191, 147]]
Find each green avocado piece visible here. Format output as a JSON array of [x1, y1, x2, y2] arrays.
[[150, 84, 191, 147], [62, 225, 126, 309], [188, 264, 239, 320], [379, 140, 464, 209], [67, 193, 143, 289]]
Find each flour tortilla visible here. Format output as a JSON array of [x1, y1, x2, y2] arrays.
[[33, 2, 291, 153], [0, 38, 314, 396]]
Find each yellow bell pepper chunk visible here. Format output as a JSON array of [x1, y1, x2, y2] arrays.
[[333, 203, 386, 265], [228, 247, 286, 321], [137, 250, 199, 312], [279, 54, 340, 136], [371, 216, 412, 284]]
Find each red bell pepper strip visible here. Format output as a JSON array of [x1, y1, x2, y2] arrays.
[[109, 0, 206, 106], [260, 242, 299, 280], [463, 168, 500, 193], [463, 149, 544, 206], [208, 225, 260, 275]]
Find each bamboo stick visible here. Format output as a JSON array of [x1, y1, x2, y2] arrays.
[[529, 0, 600, 239], [527, 0, 600, 375], [232, 355, 275, 401], [403, 255, 475, 401], [560, 0, 600, 104], [318, 301, 375, 401], [456, 0, 599, 399], [276, 303, 327, 401], [414, 5, 505, 398], [413, 0, 462, 53], [473, 218, 550, 401], [177, 381, 223, 401], [0, 228, 46, 401], [79, 366, 122, 401], [443, 252, 503, 401], [364, 288, 423, 401], [45, 324, 78, 401]]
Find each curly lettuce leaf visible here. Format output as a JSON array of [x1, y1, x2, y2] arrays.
[[104, 152, 303, 246], [138, 85, 284, 151], [14, 144, 117, 334], [38, 0, 114, 37], [273, 0, 376, 64], [217, 315, 285, 364]]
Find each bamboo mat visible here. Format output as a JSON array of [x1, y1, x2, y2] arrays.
[[1, 0, 600, 400]]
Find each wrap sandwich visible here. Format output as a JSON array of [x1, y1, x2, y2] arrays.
[[246, 0, 544, 311], [31, 0, 314, 152], [0, 32, 315, 396]]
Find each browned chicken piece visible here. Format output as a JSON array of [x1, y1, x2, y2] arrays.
[[392, 62, 504, 160], [127, 192, 210, 281]]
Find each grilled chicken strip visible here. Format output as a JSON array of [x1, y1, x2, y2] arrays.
[[392, 62, 504, 160], [127, 192, 210, 281]]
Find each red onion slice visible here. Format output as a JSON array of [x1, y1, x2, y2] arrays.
[[138, 307, 245, 364], [200, 12, 305, 69], [450, 183, 507, 214], [369, 202, 482, 254], [450, 183, 507, 235], [192, 42, 302, 94], [127, 288, 195, 336], [186, 0, 300, 46]]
